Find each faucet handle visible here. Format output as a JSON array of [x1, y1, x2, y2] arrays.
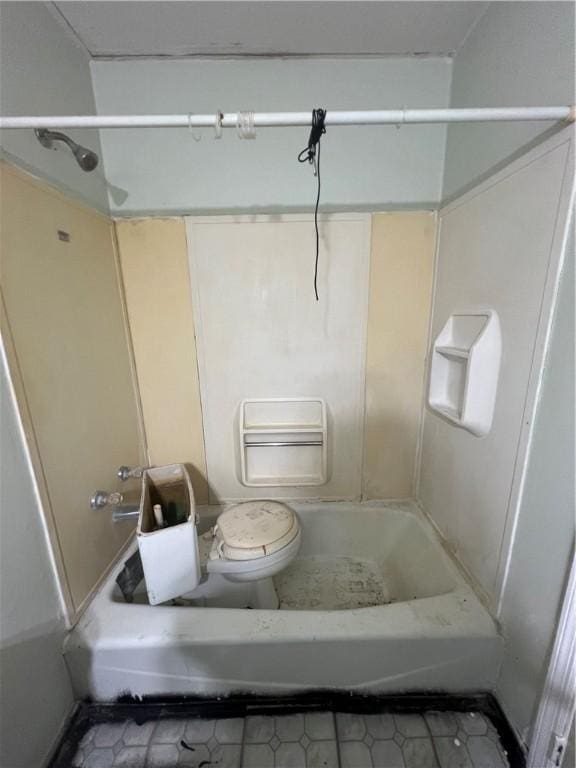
[[117, 465, 147, 482], [90, 490, 123, 510]]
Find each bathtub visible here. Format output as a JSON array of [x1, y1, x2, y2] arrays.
[[65, 501, 502, 701]]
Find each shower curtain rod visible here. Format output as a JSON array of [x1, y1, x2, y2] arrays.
[[0, 106, 574, 130]]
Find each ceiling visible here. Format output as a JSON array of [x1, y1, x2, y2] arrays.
[[52, 1, 489, 58]]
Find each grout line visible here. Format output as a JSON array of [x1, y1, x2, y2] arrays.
[[238, 718, 246, 768], [333, 711, 344, 768], [425, 715, 444, 768]]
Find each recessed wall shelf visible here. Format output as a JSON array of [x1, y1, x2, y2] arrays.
[[434, 345, 469, 359], [239, 398, 327, 487], [428, 310, 501, 437]]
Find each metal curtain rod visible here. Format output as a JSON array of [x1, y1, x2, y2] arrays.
[[0, 106, 574, 130]]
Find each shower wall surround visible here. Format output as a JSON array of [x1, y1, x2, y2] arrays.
[[364, 213, 435, 498], [115, 218, 209, 503], [419, 130, 574, 609], [115, 212, 437, 501], [0, 163, 145, 614], [188, 214, 370, 502]]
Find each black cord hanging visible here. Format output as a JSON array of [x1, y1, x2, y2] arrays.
[[298, 108, 326, 301]]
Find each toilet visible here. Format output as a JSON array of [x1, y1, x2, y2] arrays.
[[199, 500, 302, 582], [137, 463, 301, 605]]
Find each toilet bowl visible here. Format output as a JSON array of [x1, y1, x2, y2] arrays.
[[199, 500, 302, 583]]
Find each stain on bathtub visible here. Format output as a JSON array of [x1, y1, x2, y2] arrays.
[[275, 557, 391, 611]]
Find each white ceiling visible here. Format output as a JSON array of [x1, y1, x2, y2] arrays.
[[52, 1, 489, 58]]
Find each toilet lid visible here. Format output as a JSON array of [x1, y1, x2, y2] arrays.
[[214, 501, 299, 561], [218, 501, 295, 548]]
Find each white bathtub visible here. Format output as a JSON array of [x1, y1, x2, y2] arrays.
[[65, 502, 502, 701]]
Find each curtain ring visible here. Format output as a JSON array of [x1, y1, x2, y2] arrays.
[[188, 113, 202, 142], [214, 111, 223, 140], [237, 111, 256, 140], [396, 106, 406, 131]]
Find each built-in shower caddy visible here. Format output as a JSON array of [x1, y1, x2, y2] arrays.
[[428, 310, 501, 437]]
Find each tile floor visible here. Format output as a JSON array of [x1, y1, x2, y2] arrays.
[[67, 710, 510, 768]]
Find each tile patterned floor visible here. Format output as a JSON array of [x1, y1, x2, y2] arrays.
[[69, 711, 510, 768]]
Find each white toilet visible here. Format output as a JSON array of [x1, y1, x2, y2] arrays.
[[136, 464, 301, 606], [200, 500, 302, 582]]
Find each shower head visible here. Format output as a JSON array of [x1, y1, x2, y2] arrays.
[[34, 128, 99, 172]]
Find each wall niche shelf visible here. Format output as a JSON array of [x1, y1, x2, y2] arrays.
[[428, 310, 501, 437], [239, 398, 327, 487]]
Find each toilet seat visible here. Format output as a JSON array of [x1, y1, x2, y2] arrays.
[[211, 500, 300, 561], [205, 525, 302, 582]]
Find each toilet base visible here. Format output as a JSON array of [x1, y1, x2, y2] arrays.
[[180, 574, 279, 610]]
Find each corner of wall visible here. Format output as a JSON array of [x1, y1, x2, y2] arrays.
[[0, 1, 108, 213], [442, 2, 575, 202]]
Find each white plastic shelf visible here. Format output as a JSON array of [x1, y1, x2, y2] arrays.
[[428, 310, 501, 437], [435, 345, 470, 360], [239, 398, 327, 487]]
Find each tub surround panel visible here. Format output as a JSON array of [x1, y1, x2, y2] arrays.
[[0, 162, 144, 612], [187, 214, 371, 502], [419, 131, 574, 607], [115, 212, 435, 503], [364, 212, 436, 499], [115, 218, 209, 503]]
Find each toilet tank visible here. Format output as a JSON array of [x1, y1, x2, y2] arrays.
[[137, 463, 200, 605]]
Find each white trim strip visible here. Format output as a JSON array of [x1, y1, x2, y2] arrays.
[[528, 555, 576, 767]]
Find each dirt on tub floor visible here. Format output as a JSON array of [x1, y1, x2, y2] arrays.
[[274, 556, 391, 610]]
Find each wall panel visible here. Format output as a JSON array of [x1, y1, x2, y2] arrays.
[[363, 212, 436, 499], [419, 131, 574, 605], [1, 163, 143, 612], [115, 213, 436, 504], [187, 214, 371, 502], [115, 218, 208, 503]]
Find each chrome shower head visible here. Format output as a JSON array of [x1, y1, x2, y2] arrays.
[[35, 128, 99, 172]]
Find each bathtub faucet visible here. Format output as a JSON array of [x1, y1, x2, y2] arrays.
[[90, 490, 140, 522], [117, 465, 148, 481], [111, 505, 140, 523], [90, 490, 124, 510]]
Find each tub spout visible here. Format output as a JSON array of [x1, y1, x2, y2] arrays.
[[111, 505, 140, 523]]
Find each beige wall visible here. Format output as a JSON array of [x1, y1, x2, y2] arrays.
[[363, 212, 436, 498], [1, 162, 144, 614], [116, 213, 435, 503], [115, 219, 208, 503]]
